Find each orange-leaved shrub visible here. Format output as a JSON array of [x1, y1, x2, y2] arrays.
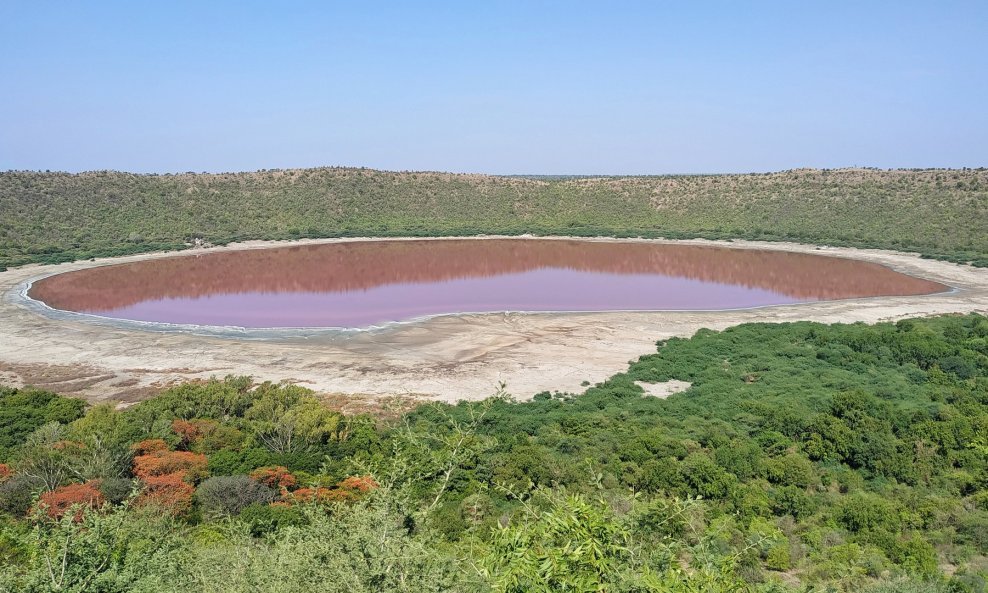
[[171, 418, 218, 449], [287, 475, 378, 505], [338, 475, 378, 494], [250, 466, 297, 490], [133, 449, 208, 482], [37, 480, 105, 520], [131, 438, 169, 455], [0, 463, 12, 483], [136, 472, 194, 515], [131, 440, 207, 516]]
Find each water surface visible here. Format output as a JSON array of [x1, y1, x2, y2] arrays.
[[28, 240, 947, 328]]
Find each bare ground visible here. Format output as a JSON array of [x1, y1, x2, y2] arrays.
[[1, 236, 986, 404]]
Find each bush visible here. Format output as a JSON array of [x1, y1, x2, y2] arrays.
[[238, 502, 306, 537], [37, 480, 105, 520], [206, 449, 243, 476], [196, 475, 276, 518], [99, 477, 135, 504], [765, 542, 792, 571], [0, 475, 39, 516], [137, 473, 194, 516], [133, 449, 208, 482], [836, 493, 903, 533], [0, 387, 85, 450], [770, 486, 816, 520], [249, 466, 296, 490]]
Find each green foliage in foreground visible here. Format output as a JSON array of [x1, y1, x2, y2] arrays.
[[1, 313, 987, 591], [0, 388, 84, 458], [1, 167, 987, 269]]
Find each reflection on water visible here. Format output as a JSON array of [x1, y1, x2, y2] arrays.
[[29, 240, 946, 328]]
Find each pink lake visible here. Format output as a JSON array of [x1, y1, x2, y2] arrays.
[[28, 239, 947, 329]]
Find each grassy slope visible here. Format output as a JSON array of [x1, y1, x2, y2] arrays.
[[1, 167, 986, 269]]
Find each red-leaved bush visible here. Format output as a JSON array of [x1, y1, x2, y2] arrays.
[[287, 475, 378, 505], [131, 439, 206, 516], [131, 438, 169, 455], [136, 472, 194, 515], [171, 418, 218, 450], [37, 480, 105, 520], [133, 450, 208, 482], [338, 475, 379, 494], [249, 466, 297, 490], [0, 463, 12, 483]]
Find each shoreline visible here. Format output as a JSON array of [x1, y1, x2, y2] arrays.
[[1, 236, 986, 406]]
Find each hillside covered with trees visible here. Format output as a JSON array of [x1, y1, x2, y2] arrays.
[[1, 167, 986, 270], [1, 313, 987, 592]]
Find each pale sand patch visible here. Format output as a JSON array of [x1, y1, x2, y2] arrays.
[[635, 380, 692, 399], [1, 236, 986, 404]]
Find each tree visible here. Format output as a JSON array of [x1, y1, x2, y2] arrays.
[[132, 494, 461, 593], [16, 423, 72, 493], [244, 384, 342, 454], [66, 433, 132, 482], [482, 489, 631, 592], [0, 502, 182, 591], [0, 387, 84, 452]]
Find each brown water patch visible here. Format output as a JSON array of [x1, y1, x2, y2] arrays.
[[28, 239, 947, 329]]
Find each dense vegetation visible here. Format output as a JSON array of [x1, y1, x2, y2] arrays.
[[1, 313, 986, 591], [1, 167, 986, 270]]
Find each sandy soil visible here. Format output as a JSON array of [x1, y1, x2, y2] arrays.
[[1, 236, 986, 405], [635, 380, 692, 399]]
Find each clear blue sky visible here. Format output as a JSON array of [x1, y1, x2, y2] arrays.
[[1, 1, 985, 174]]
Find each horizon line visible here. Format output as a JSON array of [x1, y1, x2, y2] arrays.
[[2, 165, 986, 178]]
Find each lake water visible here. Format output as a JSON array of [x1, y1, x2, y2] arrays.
[[28, 239, 947, 328]]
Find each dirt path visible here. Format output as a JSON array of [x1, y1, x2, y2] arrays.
[[1, 237, 986, 404]]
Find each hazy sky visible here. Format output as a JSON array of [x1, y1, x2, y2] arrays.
[[1, 1, 985, 174]]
